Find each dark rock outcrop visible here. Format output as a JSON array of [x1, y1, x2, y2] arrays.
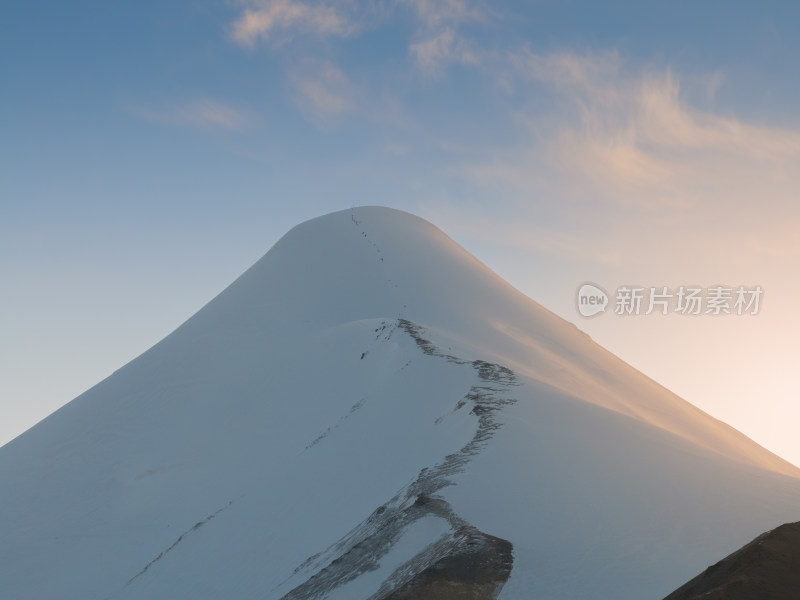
[[381, 527, 513, 600], [663, 521, 800, 600]]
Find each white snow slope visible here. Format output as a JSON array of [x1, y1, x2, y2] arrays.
[[1, 206, 799, 600]]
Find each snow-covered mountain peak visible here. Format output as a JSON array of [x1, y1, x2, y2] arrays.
[[1, 206, 798, 600]]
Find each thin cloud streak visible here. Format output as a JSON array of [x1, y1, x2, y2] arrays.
[[133, 99, 253, 131]]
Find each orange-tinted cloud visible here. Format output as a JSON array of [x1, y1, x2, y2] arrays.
[[467, 51, 800, 270], [230, 0, 355, 48]]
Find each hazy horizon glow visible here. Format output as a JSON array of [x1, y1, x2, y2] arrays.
[[3, 1, 800, 467]]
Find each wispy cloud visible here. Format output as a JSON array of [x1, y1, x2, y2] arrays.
[[230, 0, 357, 48], [510, 49, 623, 95], [133, 99, 252, 131], [228, 0, 487, 74], [223, 2, 800, 274], [289, 60, 356, 126], [403, 0, 484, 28], [409, 27, 479, 74], [464, 51, 800, 270], [404, 0, 485, 73]]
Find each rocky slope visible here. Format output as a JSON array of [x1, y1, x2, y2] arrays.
[[664, 521, 800, 600]]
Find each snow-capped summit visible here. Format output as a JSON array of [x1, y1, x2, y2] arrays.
[[1, 206, 799, 599]]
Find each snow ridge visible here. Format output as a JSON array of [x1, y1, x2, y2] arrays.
[[278, 319, 517, 600]]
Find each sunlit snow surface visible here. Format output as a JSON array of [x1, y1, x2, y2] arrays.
[[1, 207, 799, 599]]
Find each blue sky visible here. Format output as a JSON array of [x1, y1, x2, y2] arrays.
[[3, 1, 800, 465]]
